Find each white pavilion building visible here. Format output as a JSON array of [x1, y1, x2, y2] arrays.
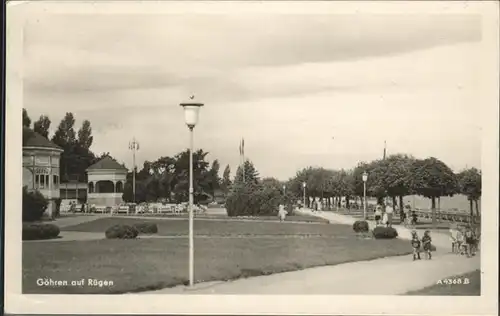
[[86, 156, 128, 207]]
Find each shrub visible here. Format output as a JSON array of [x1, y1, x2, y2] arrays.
[[372, 226, 398, 239], [226, 182, 283, 217], [353, 220, 370, 233], [132, 222, 158, 234], [22, 223, 60, 240], [105, 224, 139, 239], [22, 186, 48, 222]]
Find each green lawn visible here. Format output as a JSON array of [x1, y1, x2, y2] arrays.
[[109, 213, 329, 223], [406, 270, 481, 296], [61, 217, 336, 236], [24, 219, 412, 294]]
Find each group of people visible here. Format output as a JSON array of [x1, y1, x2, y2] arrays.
[[373, 202, 418, 227], [450, 224, 479, 257], [410, 230, 433, 260]]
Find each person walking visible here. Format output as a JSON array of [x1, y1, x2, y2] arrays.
[[374, 205, 382, 226], [385, 203, 394, 227], [411, 230, 422, 261], [278, 204, 288, 222], [422, 230, 433, 260]]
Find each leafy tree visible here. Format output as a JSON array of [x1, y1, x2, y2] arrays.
[[77, 119, 94, 150], [22, 127, 36, 146], [171, 149, 212, 204], [221, 164, 232, 196], [234, 160, 260, 185], [208, 159, 221, 196], [23, 108, 31, 128], [372, 154, 416, 212], [51, 112, 76, 148], [33, 115, 51, 139], [409, 157, 459, 228], [352, 162, 374, 206], [457, 167, 481, 217]]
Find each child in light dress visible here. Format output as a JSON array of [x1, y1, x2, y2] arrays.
[[411, 230, 421, 260], [278, 204, 288, 222]]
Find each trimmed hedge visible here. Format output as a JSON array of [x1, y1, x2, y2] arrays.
[[132, 222, 158, 234], [105, 224, 139, 239], [372, 226, 398, 239], [22, 223, 60, 240], [352, 220, 369, 233], [23, 186, 48, 222], [226, 182, 284, 217]]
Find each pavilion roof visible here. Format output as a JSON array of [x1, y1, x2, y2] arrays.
[[23, 127, 62, 150], [86, 156, 128, 171]]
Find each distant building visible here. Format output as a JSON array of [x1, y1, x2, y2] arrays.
[[22, 128, 64, 217], [86, 156, 128, 207]]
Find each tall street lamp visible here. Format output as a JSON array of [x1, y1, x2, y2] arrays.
[[302, 181, 307, 209], [128, 138, 140, 203], [180, 96, 204, 287], [362, 171, 368, 220]]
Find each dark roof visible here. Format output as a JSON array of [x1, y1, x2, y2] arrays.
[[86, 156, 128, 171], [23, 127, 62, 150]]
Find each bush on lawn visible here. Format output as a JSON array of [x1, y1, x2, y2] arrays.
[[226, 182, 284, 217], [353, 220, 370, 233], [372, 226, 398, 239], [105, 224, 139, 239], [22, 186, 48, 222], [132, 222, 158, 234], [22, 223, 60, 240]]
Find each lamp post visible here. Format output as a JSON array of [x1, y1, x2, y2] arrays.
[[129, 138, 140, 203], [302, 181, 307, 209], [362, 171, 368, 220], [180, 95, 204, 287]]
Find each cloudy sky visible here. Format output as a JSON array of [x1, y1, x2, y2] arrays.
[[22, 9, 483, 180]]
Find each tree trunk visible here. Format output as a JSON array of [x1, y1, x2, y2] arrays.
[[346, 196, 350, 209], [469, 199, 473, 218], [431, 196, 436, 229], [391, 196, 397, 209], [437, 197, 441, 223], [399, 195, 404, 213], [475, 199, 480, 217]]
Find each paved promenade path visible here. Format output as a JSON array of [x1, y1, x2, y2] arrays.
[[295, 209, 453, 248], [143, 209, 479, 295]]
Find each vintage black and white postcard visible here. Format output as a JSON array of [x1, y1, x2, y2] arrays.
[[4, 1, 499, 315]]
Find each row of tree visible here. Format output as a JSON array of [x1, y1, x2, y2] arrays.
[[23, 108, 110, 182], [228, 155, 481, 225], [283, 154, 481, 222], [121, 150, 232, 204], [23, 108, 481, 223]]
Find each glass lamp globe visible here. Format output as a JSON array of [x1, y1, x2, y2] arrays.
[[362, 172, 368, 182], [180, 98, 204, 128]]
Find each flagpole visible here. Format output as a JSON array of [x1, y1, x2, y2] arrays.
[[242, 138, 245, 183]]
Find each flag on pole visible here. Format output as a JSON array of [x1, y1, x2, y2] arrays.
[[241, 138, 245, 157]]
